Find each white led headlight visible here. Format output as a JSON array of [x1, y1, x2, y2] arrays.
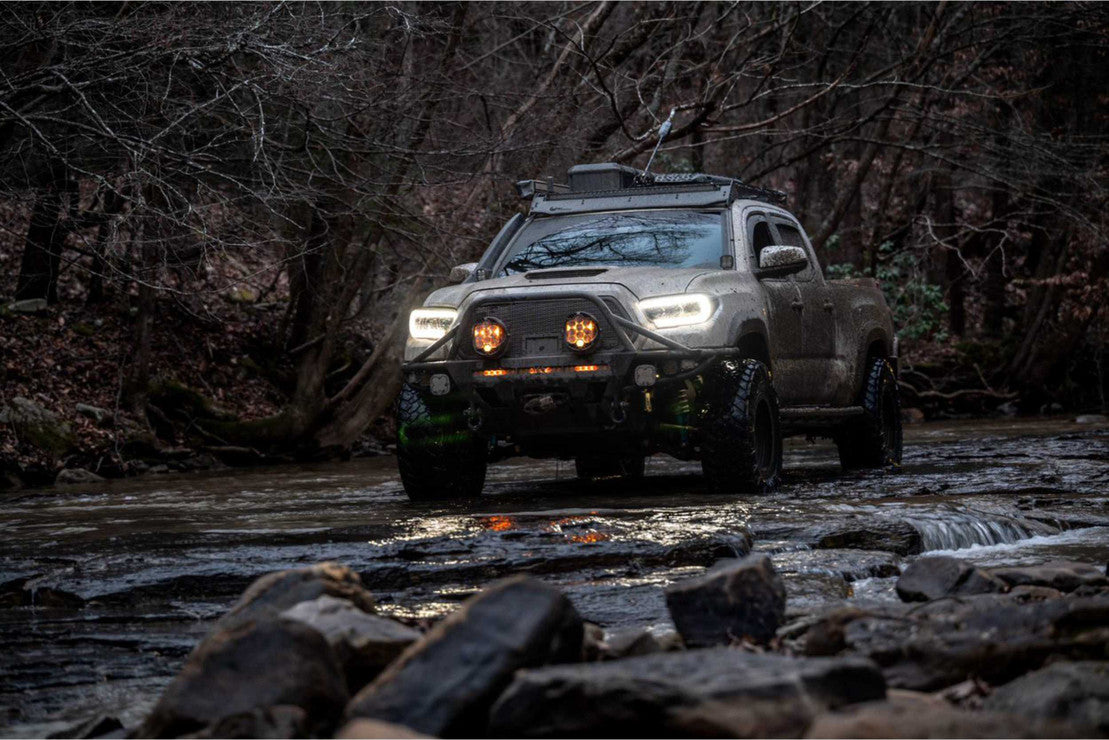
[[409, 308, 457, 340], [638, 294, 714, 329]]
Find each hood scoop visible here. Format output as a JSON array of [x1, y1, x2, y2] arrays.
[[525, 268, 609, 280]]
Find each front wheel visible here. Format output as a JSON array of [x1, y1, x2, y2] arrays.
[[700, 359, 782, 494], [835, 358, 903, 470], [396, 384, 487, 501]]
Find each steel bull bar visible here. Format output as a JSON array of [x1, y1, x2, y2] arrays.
[[403, 293, 743, 434]]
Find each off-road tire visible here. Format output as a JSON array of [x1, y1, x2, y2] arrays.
[[836, 358, 903, 470], [575, 454, 646, 481], [396, 383, 487, 501], [699, 359, 782, 494]]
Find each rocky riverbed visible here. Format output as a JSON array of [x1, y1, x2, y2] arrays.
[[1, 417, 1107, 737]]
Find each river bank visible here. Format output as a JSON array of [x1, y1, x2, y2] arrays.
[[1, 417, 1107, 736]]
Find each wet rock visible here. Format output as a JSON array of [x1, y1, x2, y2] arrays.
[[280, 595, 420, 692], [822, 594, 1109, 691], [1075, 414, 1108, 424], [344, 576, 582, 737], [191, 705, 307, 738], [665, 531, 754, 566], [896, 556, 1007, 602], [1008, 584, 1066, 602], [990, 561, 1108, 592], [47, 714, 124, 739], [664, 553, 787, 646], [27, 584, 85, 609], [3, 396, 74, 456], [784, 572, 852, 607], [218, 563, 375, 631], [582, 622, 605, 661], [983, 661, 1109, 734], [816, 520, 923, 556], [777, 548, 902, 582], [55, 468, 106, 486], [488, 649, 886, 737], [141, 619, 347, 738], [803, 607, 869, 657], [335, 719, 430, 738], [601, 628, 663, 659], [805, 694, 1081, 738]]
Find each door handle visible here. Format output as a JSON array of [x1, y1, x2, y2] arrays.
[[822, 300, 834, 312], [791, 300, 804, 312]]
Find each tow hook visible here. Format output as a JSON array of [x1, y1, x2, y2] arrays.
[[464, 403, 484, 432]]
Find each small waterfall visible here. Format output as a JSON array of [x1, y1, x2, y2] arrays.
[[906, 509, 1057, 552]]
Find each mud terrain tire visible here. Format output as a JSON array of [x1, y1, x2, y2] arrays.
[[396, 384, 487, 501], [700, 359, 782, 494], [574, 454, 646, 481], [836, 358, 902, 470]]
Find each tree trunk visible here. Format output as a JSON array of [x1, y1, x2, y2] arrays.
[[15, 185, 65, 303]]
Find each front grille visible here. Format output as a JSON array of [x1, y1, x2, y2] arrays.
[[455, 297, 624, 360]]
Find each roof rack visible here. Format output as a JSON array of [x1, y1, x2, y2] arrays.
[[516, 162, 786, 214]]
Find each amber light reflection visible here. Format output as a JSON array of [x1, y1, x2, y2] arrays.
[[480, 515, 516, 531]]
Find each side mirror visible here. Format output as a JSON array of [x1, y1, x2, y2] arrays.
[[757, 245, 808, 277], [449, 262, 477, 284]]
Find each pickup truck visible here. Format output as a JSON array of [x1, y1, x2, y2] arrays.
[[398, 163, 901, 501]]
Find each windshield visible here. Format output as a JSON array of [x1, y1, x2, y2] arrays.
[[497, 210, 725, 276]]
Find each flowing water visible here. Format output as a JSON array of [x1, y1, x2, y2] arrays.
[[1, 417, 1107, 736]]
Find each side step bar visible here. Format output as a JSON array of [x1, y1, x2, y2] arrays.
[[780, 405, 865, 431], [780, 406, 865, 420]]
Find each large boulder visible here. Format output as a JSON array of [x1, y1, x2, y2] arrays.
[[601, 627, 663, 660], [2, 396, 74, 456], [280, 596, 420, 692], [217, 563, 375, 631], [983, 661, 1109, 734], [895, 556, 1007, 602], [141, 619, 348, 738], [816, 521, 923, 556], [664, 553, 786, 646], [55, 468, 106, 486], [809, 593, 1109, 691], [335, 719, 430, 738], [805, 693, 1082, 738], [186, 705, 308, 739], [344, 576, 582, 737], [990, 561, 1109, 593], [488, 649, 886, 738], [46, 715, 124, 739]]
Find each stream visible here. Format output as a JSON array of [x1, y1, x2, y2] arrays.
[[2, 416, 1107, 737]]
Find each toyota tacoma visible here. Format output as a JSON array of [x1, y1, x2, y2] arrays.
[[398, 163, 901, 500]]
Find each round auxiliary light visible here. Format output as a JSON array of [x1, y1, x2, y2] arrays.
[[473, 317, 507, 357], [565, 312, 599, 353]]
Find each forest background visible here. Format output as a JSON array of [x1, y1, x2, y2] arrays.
[[1, 2, 1106, 484]]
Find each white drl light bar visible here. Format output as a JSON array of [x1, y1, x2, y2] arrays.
[[409, 308, 457, 340], [638, 294, 714, 329]]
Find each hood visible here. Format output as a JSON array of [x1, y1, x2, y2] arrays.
[[423, 266, 715, 308]]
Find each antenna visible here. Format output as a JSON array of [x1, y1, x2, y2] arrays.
[[640, 108, 675, 181]]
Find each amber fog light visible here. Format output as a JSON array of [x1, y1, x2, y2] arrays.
[[473, 317, 507, 356], [565, 313, 599, 353]]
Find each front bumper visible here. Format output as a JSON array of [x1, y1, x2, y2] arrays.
[[403, 346, 739, 444]]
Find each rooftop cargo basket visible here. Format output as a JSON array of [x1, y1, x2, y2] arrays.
[[515, 162, 787, 211]]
